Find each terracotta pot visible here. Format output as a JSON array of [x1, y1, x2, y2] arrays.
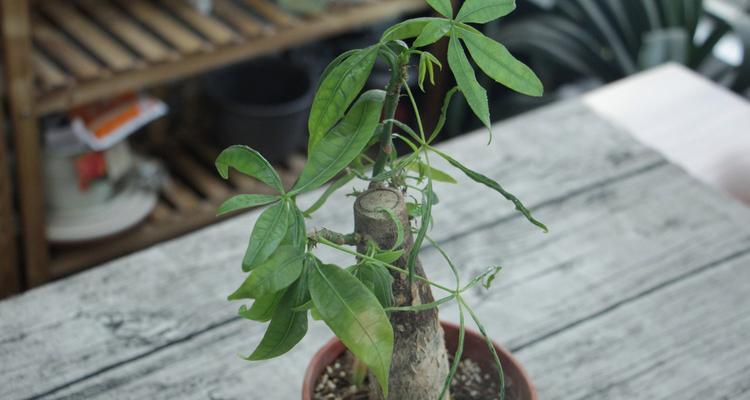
[[302, 321, 537, 400]]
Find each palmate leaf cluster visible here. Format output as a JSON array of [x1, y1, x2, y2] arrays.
[[214, 0, 546, 397]]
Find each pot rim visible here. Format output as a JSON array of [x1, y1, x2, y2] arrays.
[[302, 320, 538, 400]]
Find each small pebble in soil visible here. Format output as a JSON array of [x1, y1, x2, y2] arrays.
[[313, 352, 514, 400]]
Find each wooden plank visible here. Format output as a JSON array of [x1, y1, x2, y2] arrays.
[[585, 64, 750, 205], [160, 0, 239, 45], [161, 177, 202, 212], [34, 0, 429, 114], [32, 50, 70, 90], [0, 101, 680, 398], [32, 18, 107, 80], [240, 0, 299, 27], [12, 150, 750, 399], [117, 0, 210, 54], [518, 253, 750, 400], [39, 1, 138, 71], [167, 150, 232, 202], [0, 82, 20, 298], [79, 0, 178, 64], [212, 0, 269, 37], [1, 0, 49, 288]]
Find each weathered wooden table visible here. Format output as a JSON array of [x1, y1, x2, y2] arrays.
[[2, 64, 750, 400]]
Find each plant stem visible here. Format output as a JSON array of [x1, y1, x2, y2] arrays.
[[372, 57, 409, 179], [308, 229, 362, 246]]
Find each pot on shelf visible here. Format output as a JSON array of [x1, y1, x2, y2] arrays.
[[203, 57, 314, 163], [302, 321, 537, 400]]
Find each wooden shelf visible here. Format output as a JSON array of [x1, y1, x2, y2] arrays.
[[49, 134, 306, 278], [32, 0, 428, 115]]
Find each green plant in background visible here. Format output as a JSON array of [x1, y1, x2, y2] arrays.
[[494, 0, 750, 93], [215, 0, 545, 398]]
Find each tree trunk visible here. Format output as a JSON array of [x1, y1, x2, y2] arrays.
[[354, 186, 450, 400]]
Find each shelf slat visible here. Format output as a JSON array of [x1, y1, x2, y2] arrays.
[[160, 0, 240, 46], [34, 0, 428, 115], [241, 0, 300, 28], [212, 0, 269, 37], [117, 0, 211, 54], [33, 18, 108, 80], [79, 0, 178, 64], [33, 50, 70, 90], [39, 1, 139, 72]]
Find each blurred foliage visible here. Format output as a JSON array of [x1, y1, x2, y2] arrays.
[[495, 0, 750, 92]]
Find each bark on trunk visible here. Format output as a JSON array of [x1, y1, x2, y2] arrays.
[[354, 186, 450, 400]]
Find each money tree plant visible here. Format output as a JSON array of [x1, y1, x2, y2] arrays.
[[215, 0, 546, 399]]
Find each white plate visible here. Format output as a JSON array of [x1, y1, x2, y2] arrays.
[[46, 180, 158, 244]]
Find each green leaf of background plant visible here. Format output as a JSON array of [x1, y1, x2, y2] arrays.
[[216, 146, 284, 193], [407, 161, 457, 183], [217, 194, 280, 216], [293, 90, 385, 195], [229, 245, 304, 300], [245, 273, 309, 360], [242, 201, 290, 271], [351, 262, 394, 308], [238, 290, 286, 322], [433, 148, 548, 232], [447, 32, 491, 129], [310, 262, 393, 396], [308, 46, 378, 150], [425, 0, 453, 18], [456, 0, 516, 24], [413, 19, 452, 48], [380, 17, 442, 42], [458, 27, 543, 97]]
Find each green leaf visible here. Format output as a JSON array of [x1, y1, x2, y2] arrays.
[[429, 86, 459, 142], [373, 250, 404, 265], [310, 262, 393, 396], [458, 27, 543, 97], [303, 171, 356, 216], [216, 146, 284, 193], [245, 273, 309, 360], [406, 180, 434, 283], [229, 245, 304, 300], [308, 46, 378, 150], [456, 0, 516, 24], [381, 17, 442, 42], [284, 205, 307, 252], [413, 19, 452, 48], [238, 290, 286, 322], [351, 262, 394, 309], [217, 194, 279, 216], [318, 49, 358, 90], [425, 0, 453, 18], [407, 161, 457, 183], [242, 201, 290, 271], [375, 207, 404, 250], [447, 32, 490, 129], [293, 90, 385, 195], [433, 148, 548, 232]]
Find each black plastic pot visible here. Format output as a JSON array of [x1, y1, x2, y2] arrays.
[[203, 58, 314, 162]]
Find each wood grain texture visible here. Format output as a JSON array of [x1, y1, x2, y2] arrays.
[[39, 1, 138, 71], [79, 0, 178, 64], [0, 85, 20, 298], [1, 0, 49, 288], [4, 99, 748, 399]]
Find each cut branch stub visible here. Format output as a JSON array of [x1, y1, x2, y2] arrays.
[[354, 187, 450, 400]]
